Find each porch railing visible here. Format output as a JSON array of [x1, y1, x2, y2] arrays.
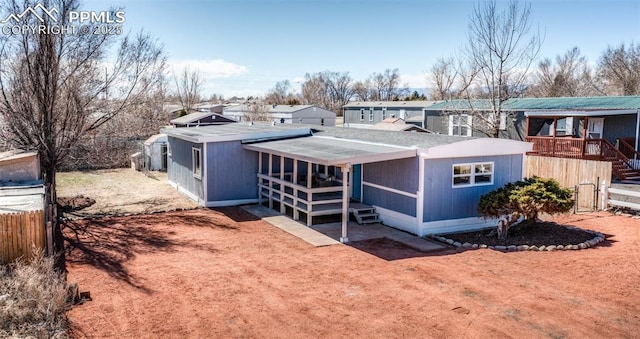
[[257, 173, 344, 226], [526, 136, 638, 179]]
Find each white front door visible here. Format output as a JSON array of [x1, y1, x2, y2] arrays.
[[587, 118, 604, 139]]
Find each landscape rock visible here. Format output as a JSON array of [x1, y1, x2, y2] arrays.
[[462, 242, 472, 248], [471, 244, 479, 249], [517, 245, 529, 251], [579, 243, 588, 249], [529, 245, 538, 251], [446, 239, 454, 245], [479, 244, 488, 249], [507, 245, 517, 251], [453, 242, 462, 247], [546, 245, 556, 251], [495, 245, 506, 251], [538, 245, 546, 251]]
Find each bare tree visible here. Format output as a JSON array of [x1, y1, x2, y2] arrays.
[[597, 42, 640, 95], [301, 71, 354, 113], [265, 80, 301, 105], [368, 68, 409, 101], [528, 47, 598, 97], [0, 0, 166, 263], [243, 102, 270, 122], [174, 67, 203, 114], [465, 0, 542, 137], [429, 56, 478, 100]]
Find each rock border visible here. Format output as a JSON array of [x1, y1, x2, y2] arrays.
[[427, 226, 606, 252]]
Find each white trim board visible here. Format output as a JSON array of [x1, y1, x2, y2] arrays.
[[419, 216, 498, 236], [372, 205, 418, 235], [206, 199, 259, 207], [362, 181, 417, 198], [423, 138, 532, 159], [168, 179, 201, 204]]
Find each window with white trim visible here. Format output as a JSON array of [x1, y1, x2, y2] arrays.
[[448, 114, 472, 137], [452, 162, 493, 187], [192, 147, 202, 179], [369, 108, 374, 122], [360, 109, 364, 121]]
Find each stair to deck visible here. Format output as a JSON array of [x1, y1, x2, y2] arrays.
[[350, 204, 382, 224]]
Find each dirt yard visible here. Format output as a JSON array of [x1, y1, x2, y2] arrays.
[[57, 169, 198, 217], [65, 208, 640, 338]]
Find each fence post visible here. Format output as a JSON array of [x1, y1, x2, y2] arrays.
[[600, 180, 608, 211]]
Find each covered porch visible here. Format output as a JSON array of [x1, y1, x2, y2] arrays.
[[525, 109, 640, 160], [243, 136, 416, 243]]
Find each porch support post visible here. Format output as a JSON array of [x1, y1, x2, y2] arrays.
[[268, 153, 273, 209], [280, 156, 285, 213], [552, 116, 558, 156], [307, 161, 312, 226], [340, 163, 351, 243], [524, 116, 530, 139], [257, 152, 262, 205], [635, 110, 640, 160], [293, 159, 299, 220], [582, 116, 589, 156], [416, 154, 426, 235]]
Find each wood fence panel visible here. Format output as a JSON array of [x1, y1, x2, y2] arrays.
[[0, 210, 46, 264], [525, 156, 612, 211]]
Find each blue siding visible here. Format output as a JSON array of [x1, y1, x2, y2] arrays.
[[603, 114, 637, 145], [363, 186, 416, 216], [423, 155, 523, 222], [167, 136, 204, 200], [362, 158, 418, 193], [361, 158, 418, 217], [206, 141, 259, 202]]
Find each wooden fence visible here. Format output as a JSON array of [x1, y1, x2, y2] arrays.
[[0, 210, 46, 264], [525, 156, 612, 211]]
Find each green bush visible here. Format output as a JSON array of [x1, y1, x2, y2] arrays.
[[478, 177, 574, 224], [0, 251, 70, 339]]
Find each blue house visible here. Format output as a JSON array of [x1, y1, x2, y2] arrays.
[[162, 123, 532, 241]]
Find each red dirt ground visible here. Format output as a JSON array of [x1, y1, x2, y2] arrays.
[[65, 208, 640, 338]]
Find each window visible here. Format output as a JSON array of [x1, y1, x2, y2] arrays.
[[448, 114, 472, 137], [452, 162, 493, 187], [382, 107, 387, 120], [192, 147, 202, 179], [321, 118, 325, 126], [369, 108, 374, 122], [360, 109, 365, 121]]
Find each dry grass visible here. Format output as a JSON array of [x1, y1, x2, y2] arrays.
[[0, 251, 70, 339]]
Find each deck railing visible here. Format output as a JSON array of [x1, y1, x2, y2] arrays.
[[257, 173, 344, 226], [525, 136, 589, 159]]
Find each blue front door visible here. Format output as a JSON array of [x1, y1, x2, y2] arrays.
[[352, 164, 362, 201]]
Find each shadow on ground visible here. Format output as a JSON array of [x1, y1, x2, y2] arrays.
[[63, 212, 236, 291], [349, 237, 457, 261]]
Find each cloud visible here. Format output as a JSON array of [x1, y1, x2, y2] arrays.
[[168, 59, 248, 79], [401, 73, 429, 89]]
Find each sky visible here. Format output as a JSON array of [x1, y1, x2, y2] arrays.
[[84, 0, 640, 98]]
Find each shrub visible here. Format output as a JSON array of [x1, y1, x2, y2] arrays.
[[0, 251, 70, 339], [478, 177, 574, 238]]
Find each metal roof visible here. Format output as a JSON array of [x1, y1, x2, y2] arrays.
[[313, 126, 470, 150], [0, 150, 38, 162], [224, 104, 316, 113], [243, 136, 417, 166], [426, 96, 640, 111], [342, 101, 437, 108], [0, 185, 44, 213], [170, 112, 231, 124], [161, 122, 313, 143]]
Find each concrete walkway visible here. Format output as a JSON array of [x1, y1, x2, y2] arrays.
[[241, 205, 340, 247], [241, 204, 449, 252]]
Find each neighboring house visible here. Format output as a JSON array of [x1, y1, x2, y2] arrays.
[[0, 150, 40, 184], [170, 111, 236, 127], [0, 150, 46, 263], [370, 118, 431, 133], [342, 101, 437, 129], [0, 150, 44, 213], [425, 96, 640, 180], [162, 123, 531, 240], [223, 104, 336, 126]]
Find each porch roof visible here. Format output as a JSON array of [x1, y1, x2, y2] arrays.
[[242, 136, 417, 166], [524, 109, 638, 117]]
